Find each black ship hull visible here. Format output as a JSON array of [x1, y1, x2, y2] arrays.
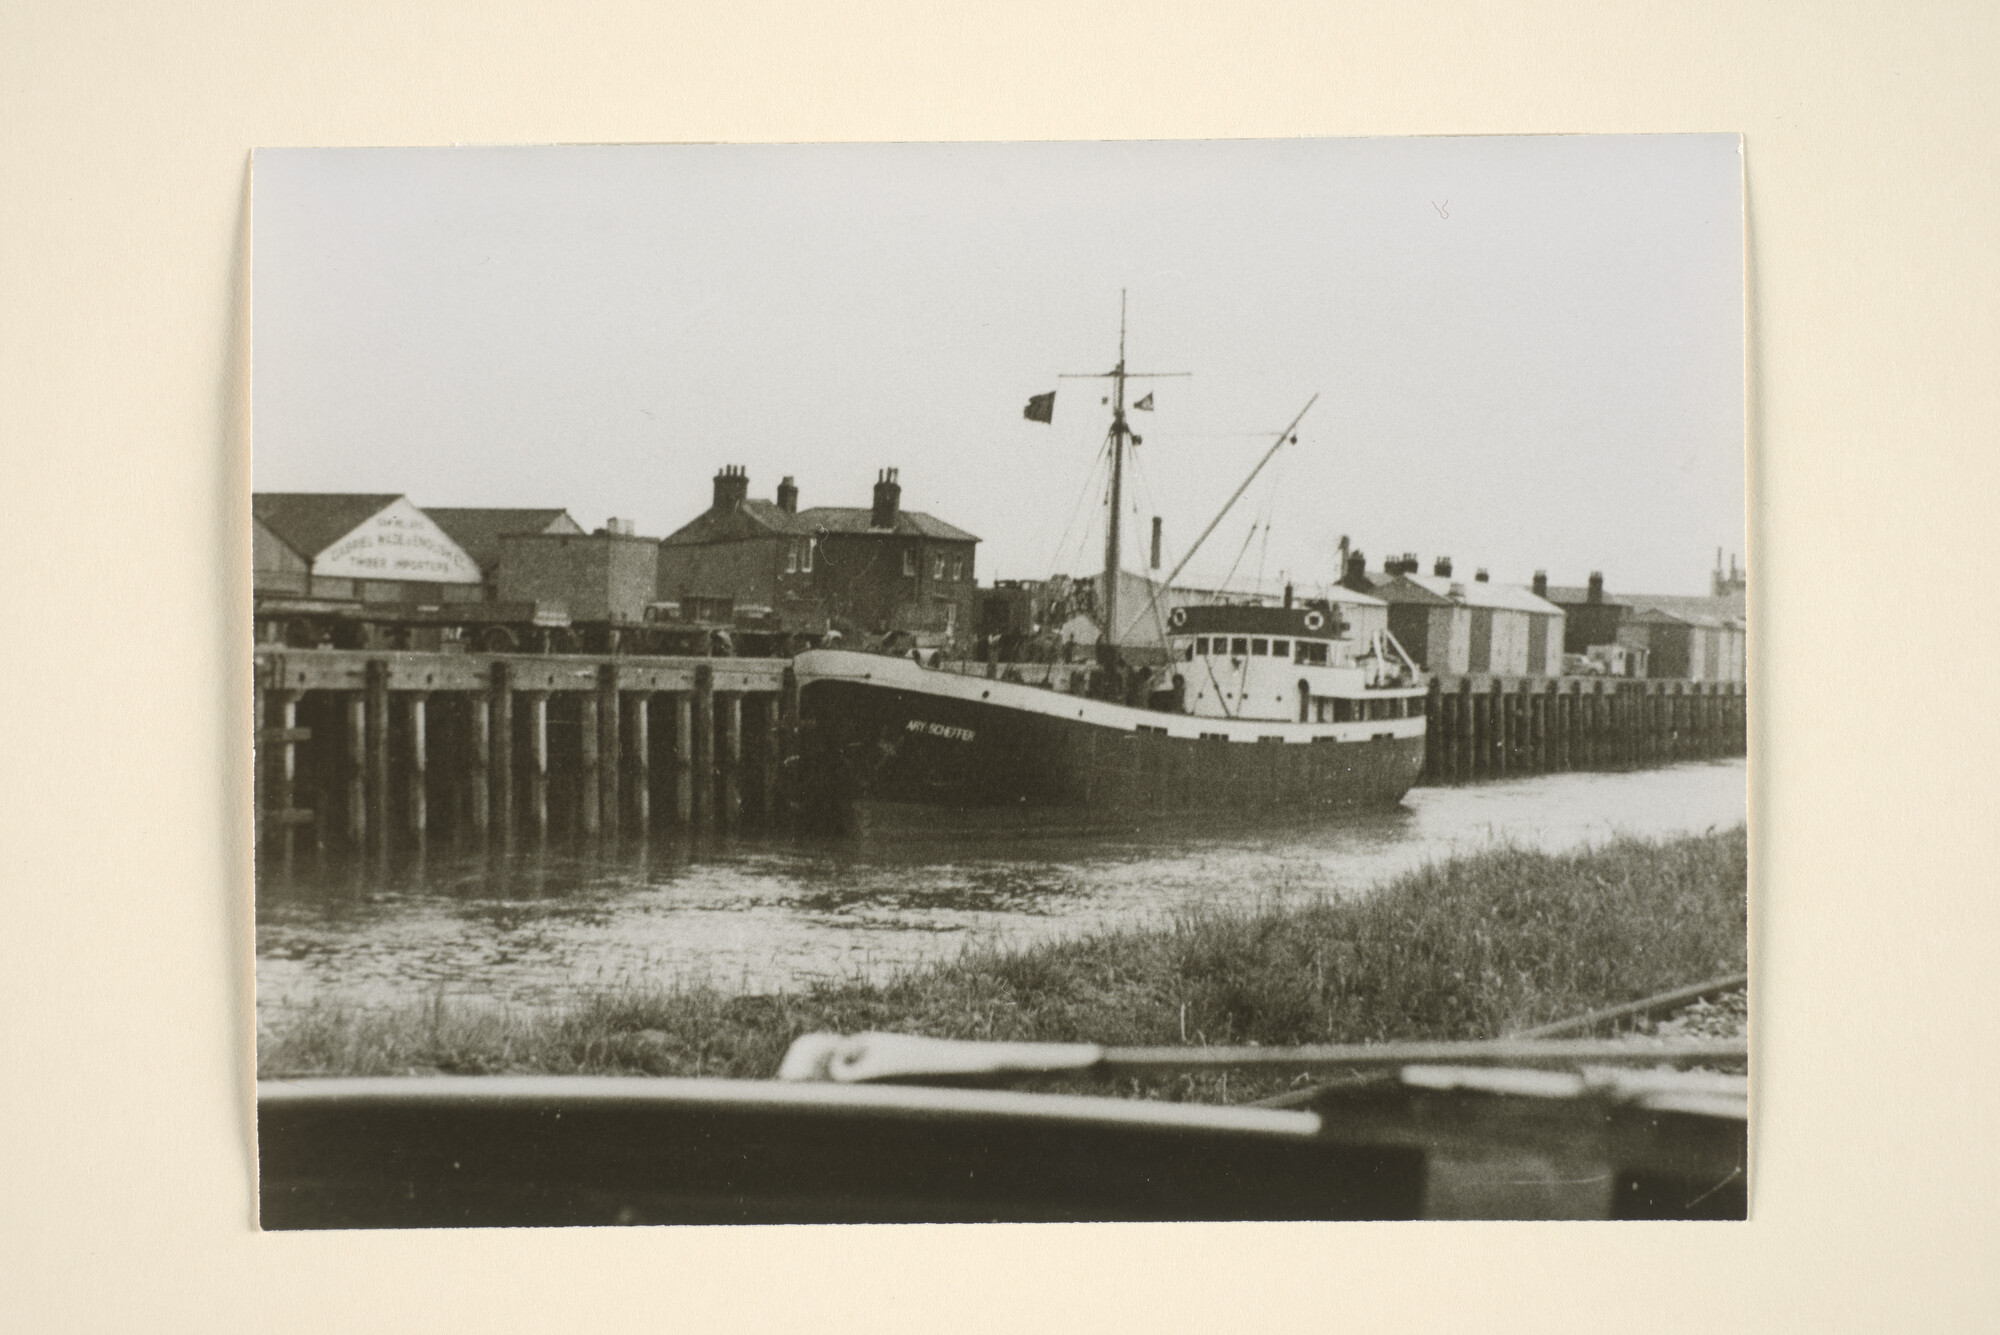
[[795, 652, 1426, 825]]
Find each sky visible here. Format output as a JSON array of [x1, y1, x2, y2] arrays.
[[252, 136, 1744, 597]]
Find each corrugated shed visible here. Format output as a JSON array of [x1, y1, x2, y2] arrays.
[[251, 493, 402, 560]]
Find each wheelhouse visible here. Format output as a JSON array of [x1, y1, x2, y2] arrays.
[[1165, 603, 1424, 723]]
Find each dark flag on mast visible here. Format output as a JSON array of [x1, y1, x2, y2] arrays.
[[1023, 391, 1055, 423]]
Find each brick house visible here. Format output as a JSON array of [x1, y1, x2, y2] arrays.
[[657, 466, 980, 647]]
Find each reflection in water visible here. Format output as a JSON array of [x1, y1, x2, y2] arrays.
[[256, 759, 1748, 1016]]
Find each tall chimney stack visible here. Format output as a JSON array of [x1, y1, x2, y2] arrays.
[[1341, 550, 1370, 592], [1150, 516, 1162, 570], [712, 465, 750, 512], [1532, 570, 1548, 598], [1474, 568, 1489, 583], [1434, 556, 1453, 578], [870, 467, 902, 529], [1587, 571, 1604, 603], [776, 475, 798, 514]]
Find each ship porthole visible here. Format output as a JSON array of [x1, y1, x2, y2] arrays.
[[1303, 610, 1326, 630], [1169, 607, 1188, 628]]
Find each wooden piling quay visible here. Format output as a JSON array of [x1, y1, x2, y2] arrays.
[[692, 664, 715, 830], [253, 649, 796, 850], [1412, 673, 1747, 787]]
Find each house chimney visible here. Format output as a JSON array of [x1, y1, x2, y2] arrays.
[[870, 467, 902, 529], [776, 475, 798, 514], [1474, 568, 1489, 583], [1532, 570, 1548, 598], [1283, 582, 1294, 609], [1341, 551, 1369, 592], [1587, 571, 1604, 603], [712, 465, 749, 511], [1434, 556, 1452, 578], [1150, 516, 1162, 570]]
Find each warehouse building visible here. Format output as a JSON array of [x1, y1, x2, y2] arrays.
[[1345, 554, 1564, 677], [423, 507, 584, 578], [253, 493, 485, 603]]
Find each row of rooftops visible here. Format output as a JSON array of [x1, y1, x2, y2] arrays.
[[659, 466, 980, 546], [1336, 550, 1746, 628], [253, 485, 1739, 629], [253, 466, 981, 576]]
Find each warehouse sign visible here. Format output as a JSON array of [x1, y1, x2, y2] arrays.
[[314, 498, 483, 583]]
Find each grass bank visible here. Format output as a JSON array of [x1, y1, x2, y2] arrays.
[[259, 824, 1747, 1098]]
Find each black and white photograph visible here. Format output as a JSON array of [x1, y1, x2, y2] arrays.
[[250, 135, 1749, 1225]]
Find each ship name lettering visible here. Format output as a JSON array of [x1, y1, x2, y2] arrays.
[[906, 719, 975, 742]]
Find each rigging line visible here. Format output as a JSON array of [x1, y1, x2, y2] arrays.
[[1249, 448, 1285, 598], [1043, 431, 1111, 591], [1122, 446, 1179, 658], [1219, 520, 1261, 595], [1106, 394, 1318, 646]]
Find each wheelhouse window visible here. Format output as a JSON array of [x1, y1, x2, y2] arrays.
[[1251, 638, 1269, 656], [1230, 638, 1248, 657], [1195, 636, 1209, 655], [1295, 641, 1329, 666], [1272, 639, 1289, 657]]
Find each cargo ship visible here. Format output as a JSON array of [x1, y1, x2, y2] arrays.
[[793, 302, 1428, 823]]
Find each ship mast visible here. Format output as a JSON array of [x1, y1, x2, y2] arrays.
[[1059, 292, 1188, 673], [1103, 296, 1129, 660]]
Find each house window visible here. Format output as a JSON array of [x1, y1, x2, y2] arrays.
[[951, 555, 964, 581], [785, 543, 798, 573], [933, 553, 946, 581], [902, 548, 917, 577], [803, 538, 815, 572]]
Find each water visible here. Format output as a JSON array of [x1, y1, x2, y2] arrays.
[[255, 759, 1747, 1018]]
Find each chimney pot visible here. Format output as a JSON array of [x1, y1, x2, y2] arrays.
[[1434, 556, 1453, 578], [871, 467, 903, 529], [1474, 568, 1489, 583], [776, 475, 798, 514], [712, 466, 750, 511], [1587, 571, 1604, 603]]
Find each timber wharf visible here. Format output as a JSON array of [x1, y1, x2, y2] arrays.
[[1417, 673, 1746, 784], [252, 650, 1744, 851], [253, 647, 799, 855]]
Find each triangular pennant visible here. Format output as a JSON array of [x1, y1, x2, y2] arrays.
[[1133, 392, 1154, 411]]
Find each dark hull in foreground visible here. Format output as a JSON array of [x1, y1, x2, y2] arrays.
[[257, 1073, 1745, 1227], [795, 656, 1427, 824]]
